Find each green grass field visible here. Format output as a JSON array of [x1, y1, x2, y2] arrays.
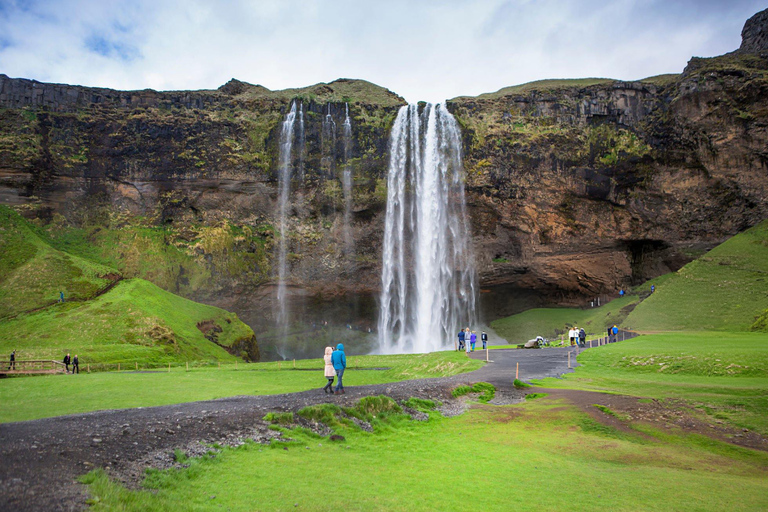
[[80, 396, 768, 511], [0, 351, 482, 423], [535, 332, 768, 436]]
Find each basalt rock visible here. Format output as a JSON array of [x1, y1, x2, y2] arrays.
[[1, 10, 767, 331]]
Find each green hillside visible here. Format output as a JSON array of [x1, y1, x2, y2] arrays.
[[626, 219, 768, 332], [490, 274, 673, 343], [0, 206, 114, 318], [0, 205, 258, 364], [0, 278, 255, 364]]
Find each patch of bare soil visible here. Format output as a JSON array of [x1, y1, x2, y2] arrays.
[[533, 388, 768, 451]]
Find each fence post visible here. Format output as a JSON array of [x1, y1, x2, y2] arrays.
[[278, 361, 281, 370], [235, 360, 238, 370], [135, 362, 138, 370], [486, 346, 489, 362], [589, 339, 592, 348], [293, 359, 296, 369], [186, 361, 189, 372], [516, 362, 519, 380], [118, 363, 120, 372], [568, 351, 571, 369], [168, 362, 171, 373], [87, 363, 90, 373]]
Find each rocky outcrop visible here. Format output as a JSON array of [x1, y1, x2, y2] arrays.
[[740, 9, 768, 53], [1, 9, 767, 334]]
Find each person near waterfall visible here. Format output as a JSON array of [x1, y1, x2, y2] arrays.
[[331, 343, 346, 394], [470, 331, 477, 351], [465, 333, 471, 356], [458, 329, 465, 351], [322, 346, 335, 394]]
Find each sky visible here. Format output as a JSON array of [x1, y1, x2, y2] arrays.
[[0, 0, 764, 103]]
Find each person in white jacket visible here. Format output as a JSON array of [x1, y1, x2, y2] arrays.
[[322, 346, 335, 394]]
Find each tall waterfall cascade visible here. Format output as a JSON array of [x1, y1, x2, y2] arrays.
[[275, 102, 298, 341], [377, 103, 478, 354], [341, 103, 354, 255]]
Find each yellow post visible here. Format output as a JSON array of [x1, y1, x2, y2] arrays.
[[486, 347, 489, 362], [218, 361, 221, 368], [87, 363, 90, 373], [293, 359, 296, 369], [186, 361, 189, 371], [589, 339, 592, 348], [568, 351, 571, 368], [118, 363, 120, 372], [516, 362, 519, 380], [135, 362, 138, 370], [168, 362, 171, 373], [278, 361, 281, 370], [235, 360, 238, 370]]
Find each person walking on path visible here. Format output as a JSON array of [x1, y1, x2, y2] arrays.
[[465, 334, 472, 356], [619, 289, 624, 297], [322, 347, 335, 393], [458, 329, 465, 351], [611, 325, 618, 343], [59, 291, 65, 303], [481, 331, 488, 349], [8, 350, 15, 370], [651, 284, 655, 293], [568, 327, 575, 346], [72, 355, 79, 374], [331, 343, 346, 394], [63, 353, 71, 373], [579, 328, 586, 348], [470, 331, 477, 351]]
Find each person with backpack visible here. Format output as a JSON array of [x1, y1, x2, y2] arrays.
[[611, 325, 619, 342], [331, 343, 346, 394], [457, 329, 465, 351], [579, 328, 586, 347], [470, 331, 477, 351], [481, 331, 488, 349]]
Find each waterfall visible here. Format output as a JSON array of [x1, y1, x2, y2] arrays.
[[275, 102, 298, 346], [297, 103, 305, 181], [377, 103, 478, 354], [341, 103, 354, 255], [322, 103, 336, 175]]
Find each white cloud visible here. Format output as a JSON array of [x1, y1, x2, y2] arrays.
[[0, 0, 764, 102]]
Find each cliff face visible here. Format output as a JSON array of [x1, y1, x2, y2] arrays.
[[1, 10, 768, 341]]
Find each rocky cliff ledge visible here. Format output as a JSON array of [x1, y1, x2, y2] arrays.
[[1, 10, 767, 331]]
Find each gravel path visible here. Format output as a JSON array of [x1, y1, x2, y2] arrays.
[[0, 346, 578, 511]]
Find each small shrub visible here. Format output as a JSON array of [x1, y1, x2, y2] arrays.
[[356, 396, 402, 416], [452, 382, 496, 403], [525, 393, 548, 401], [403, 397, 437, 411], [263, 412, 294, 425], [513, 379, 531, 388], [172, 449, 188, 463]]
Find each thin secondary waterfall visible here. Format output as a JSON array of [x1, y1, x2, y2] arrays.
[[322, 103, 336, 175], [377, 103, 478, 354], [275, 102, 298, 343], [297, 103, 305, 181], [341, 103, 354, 255]]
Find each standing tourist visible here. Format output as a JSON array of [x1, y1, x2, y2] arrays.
[[72, 354, 80, 374], [611, 325, 619, 342], [63, 353, 71, 373], [8, 350, 15, 370], [322, 347, 335, 393], [470, 331, 477, 351], [481, 331, 488, 349], [59, 291, 65, 303], [465, 335, 472, 356], [579, 328, 586, 347], [331, 343, 346, 394], [458, 329, 465, 351]]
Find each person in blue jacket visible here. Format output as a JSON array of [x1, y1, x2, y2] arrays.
[[331, 343, 347, 394], [457, 329, 465, 351]]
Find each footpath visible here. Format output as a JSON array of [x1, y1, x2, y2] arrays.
[[0, 345, 580, 511]]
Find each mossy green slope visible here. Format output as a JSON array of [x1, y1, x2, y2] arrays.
[[0, 278, 252, 364], [625, 220, 768, 332], [0, 205, 114, 318]]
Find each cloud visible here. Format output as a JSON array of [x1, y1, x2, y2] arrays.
[[0, 0, 764, 102]]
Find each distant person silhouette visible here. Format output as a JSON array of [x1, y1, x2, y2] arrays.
[[322, 346, 335, 393], [59, 291, 65, 303], [8, 350, 15, 370], [63, 353, 71, 373], [331, 343, 346, 394], [72, 355, 79, 374], [481, 331, 488, 349]]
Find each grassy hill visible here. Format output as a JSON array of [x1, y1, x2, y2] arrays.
[[0, 205, 258, 364], [0, 206, 115, 318], [626, 219, 768, 332], [492, 219, 768, 341]]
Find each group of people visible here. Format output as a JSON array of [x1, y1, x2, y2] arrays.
[[63, 352, 80, 374], [322, 344, 346, 394], [457, 328, 488, 353], [568, 327, 586, 347]]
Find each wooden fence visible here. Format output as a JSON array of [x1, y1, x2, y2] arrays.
[[0, 360, 67, 376]]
